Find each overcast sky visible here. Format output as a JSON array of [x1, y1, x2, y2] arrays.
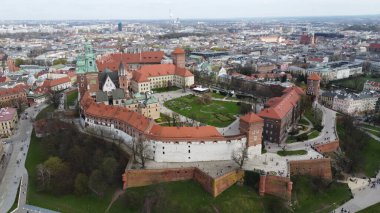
[[1, 0, 379, 20]]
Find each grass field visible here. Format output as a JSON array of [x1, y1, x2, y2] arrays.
[[331, 76, 380, 91], [308, 130, 320, 139], [277, 150, 307, 156], [66, 90, 78, 107], [292, 176, 352, 213], [337, 120, 380, 177], [358, 202, 380, 213], [164, 94, 241, 127], [360, 123, 380, 132], [35, 104, 55, 120], [109, 180, 289, 213], [152, 86, 180, 93]]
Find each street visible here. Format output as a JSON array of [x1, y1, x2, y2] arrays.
[[0, 103, 48, 213]]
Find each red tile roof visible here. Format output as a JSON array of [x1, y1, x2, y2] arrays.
[[240, 112, 263, 123], [132, 64, 193, 83], [0, 85, 26, 97], [369, 43, 380, 49], [96, 51, 164, 72], [80, 91, 224, 141], [258, 87, 303, 120], [42, 76, 71, 88], [308, 73, 321, 81], [172, 47, 185, 54]]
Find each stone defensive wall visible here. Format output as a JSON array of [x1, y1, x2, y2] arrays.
[[122, 167, 244, 197], [288, 158, 332, 181], [314, 140, 339, 153], [259, 175, 292, 201]]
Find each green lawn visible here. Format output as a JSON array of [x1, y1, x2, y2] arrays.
[[210, 92, 226, 99], [299, 117, 310, 126], [331, 75, 380, 91], [152, 86, 180, 93], [365, 129, 380, 138], [35, 105, 55, 120], [164, 94, 241, 127], [277, 150, 307, 156], [286, 135, 297, 143], [308, 130, 320, 139], [292, 176, 352, 213], [109, 180, 289, 213], [66, 90, 78, 107], [337, 120, 380, 177], [360, 123, 380, 132], [359, 202, 380, 213]]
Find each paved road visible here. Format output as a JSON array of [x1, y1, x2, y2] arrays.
[[0, 103, 47, 213], [266, 102, 338, 153]]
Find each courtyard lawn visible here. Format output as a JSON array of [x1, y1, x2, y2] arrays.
[[299, 117, 310, 126], [292, 176, 352, 213], [35, 104, 55, 120], [210, 92, 226, 99], [152, 86, 180, 93], [66, 90, 78, 107], [331, 76, 380, 91], [164, 94, 241, 127], [109, 180, 289, 213], [359, 203, 380, 213], [277, 150, 307, 156]]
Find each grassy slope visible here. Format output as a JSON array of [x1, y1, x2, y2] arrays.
[[35, 105, 55, 121], [337, 120, 380, 177], [292, 176, 352, 213], [25, 132, 126, 213], [358, 203, 380, 213]]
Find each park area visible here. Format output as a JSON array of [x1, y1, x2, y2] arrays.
[[164, 94, 241, 127], [331, 75, 380, 91]]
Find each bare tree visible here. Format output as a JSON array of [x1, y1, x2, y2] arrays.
[[232, 146, 248, 169], [136, 136, 149, 168]]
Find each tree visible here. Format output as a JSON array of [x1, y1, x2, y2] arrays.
[[136, 136, 149, 168], [36, 163, 51, 191], [50, 91, 61, 109], [100, 157, 118, 184], [232, 146, 248, 169], [88, 169, 107, 197], [53, 58, 67, 65], [74, 173, 89, 196], [14, 58, 25, 67], [39, 156, 72, 194]]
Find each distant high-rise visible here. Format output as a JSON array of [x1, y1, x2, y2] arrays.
[[117, 22, 122, 32]]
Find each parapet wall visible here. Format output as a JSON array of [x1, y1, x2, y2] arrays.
[[259, 175, 292, 200], [314, 141, 339, 153], [289, 158, 332, 181], [122, 167, 244, 197]]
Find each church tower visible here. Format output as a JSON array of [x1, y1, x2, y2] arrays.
[[76, 42, 99, 99], [172, 47, 186, 68], [118, 62, 130, 95]]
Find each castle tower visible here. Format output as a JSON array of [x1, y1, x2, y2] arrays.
[[76, 42, 99, 99], [239, 112, 264, 158], [307, 73, 321, 101], [171, 47, 186, 68], [118, 62, 130, 94]]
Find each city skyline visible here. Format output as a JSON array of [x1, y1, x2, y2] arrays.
[[0, 0, 380, 20]]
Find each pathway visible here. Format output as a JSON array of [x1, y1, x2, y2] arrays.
[[335, 172, 380, 213]]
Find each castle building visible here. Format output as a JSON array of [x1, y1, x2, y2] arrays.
[[257, 87, 304, 144], [76, 42, 99, 98], [80, 91, 263, 162], [306, 73, 321, 101]]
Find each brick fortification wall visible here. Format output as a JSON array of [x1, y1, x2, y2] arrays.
[[122, 168, 244, 197], [314, 141, 339, 153], [289, 159, 332, 181], [259, 175, 292, 200]]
